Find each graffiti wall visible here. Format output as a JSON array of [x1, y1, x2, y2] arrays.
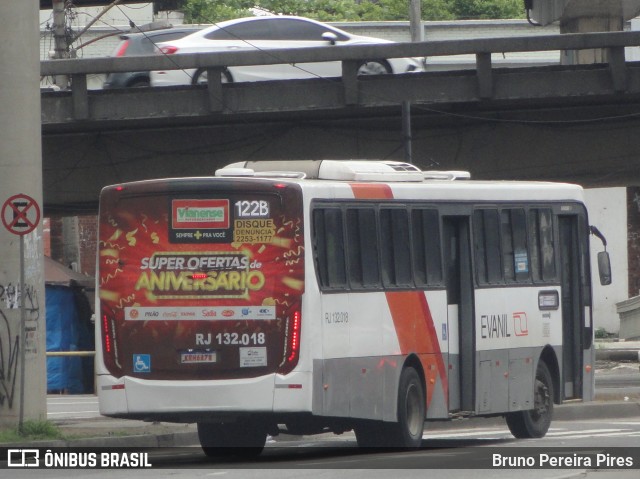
[[0, 231, 46, 425]]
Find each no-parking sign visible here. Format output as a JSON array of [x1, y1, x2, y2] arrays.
[[2, 194, 41, 236]]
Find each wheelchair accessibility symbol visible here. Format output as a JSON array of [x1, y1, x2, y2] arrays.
[[133, 354, 151, 373]]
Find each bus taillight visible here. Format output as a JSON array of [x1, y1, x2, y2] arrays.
[[102, 314, 112, 353], [100, 306, 122, 376], [280, 309, 301, 374], [288, 310, 301, 362]]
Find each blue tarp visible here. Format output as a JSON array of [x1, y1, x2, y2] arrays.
[[46, 285, 93, 393]]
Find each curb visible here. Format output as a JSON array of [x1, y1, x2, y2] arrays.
[[554, 400, 640, 421], [594, 340, 640, 362], [596, 349, 640, 361], [10, 431, 200, 449]]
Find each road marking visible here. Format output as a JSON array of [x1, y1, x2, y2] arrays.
[[47, 411, 100, 416], [424, 429, 511, 438], [544, 431, 637, 440], [416, 427, 638, 442], [545, 428, 627, 436]]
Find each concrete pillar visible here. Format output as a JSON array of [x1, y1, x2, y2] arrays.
[[0, 2, 46, 426], [52, 0, 70, 89], [560, 12, 623, 64], [558, 0, 640, 64]]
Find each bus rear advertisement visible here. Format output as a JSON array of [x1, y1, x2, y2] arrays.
[[97, 180, 304, 385]]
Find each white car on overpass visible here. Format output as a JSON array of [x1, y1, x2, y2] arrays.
[[150, 15, 425, 85]]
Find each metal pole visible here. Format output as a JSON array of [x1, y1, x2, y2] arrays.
[[404, 0, 421, 163], [402, 101, 412, 163], [47, 351, 96, 357], [52, 0, 69, 89], [18, 236, 26, 432], [409, 0, 424, 42]]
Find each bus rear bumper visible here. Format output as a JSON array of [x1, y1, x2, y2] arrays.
[[97, 371, 313, 419]]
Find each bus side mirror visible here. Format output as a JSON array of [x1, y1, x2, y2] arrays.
[[590, 225, 612, 286], [597, 251, 612, 286]]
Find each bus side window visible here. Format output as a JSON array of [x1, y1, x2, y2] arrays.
[[501, 208, 529, 283], [528, 208, 556, 283], [346, 208, 380, 289], [380, 208, 412, 288], [411, 208, 442, 286], [501, 210, 516, 282], [474, 209, 502, 285], [313, 208, 347, 289], [511, 209, 530, 282], [539, 210, 557, 281]]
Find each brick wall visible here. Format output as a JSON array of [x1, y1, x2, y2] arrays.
[[43, 217, 51, 257], [628, 187, 640, 297], [48, 216, 64, 264], [47, 215, 97, 277], [78, 215, 98, 277]]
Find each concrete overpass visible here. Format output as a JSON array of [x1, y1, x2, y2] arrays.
[[40, 31, 640, 214]]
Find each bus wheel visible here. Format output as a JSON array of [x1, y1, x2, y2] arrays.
[[197, 422, 266, 458], [505, 361, 554, 439], [355, 368, 425, 449], [388, 366, 425, 448]]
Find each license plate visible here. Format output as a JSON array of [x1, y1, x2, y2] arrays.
[[180, 351, 217, 364]]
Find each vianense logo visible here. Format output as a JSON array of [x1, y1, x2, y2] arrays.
[[172, 199, 229, 229], [177, 207, 225, 222]]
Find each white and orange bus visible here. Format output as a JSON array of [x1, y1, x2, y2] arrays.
[[96, 160, 611, 455]]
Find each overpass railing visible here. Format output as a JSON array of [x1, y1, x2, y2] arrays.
[[40, 30, 640, 117]]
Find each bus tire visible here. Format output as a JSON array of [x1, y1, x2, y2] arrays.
[[355, 367, 425, 448], [197, 422, 266, 458], [505, 360, 554, 439], [388, 366, 425, 448]]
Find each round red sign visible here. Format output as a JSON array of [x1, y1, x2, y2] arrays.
[[1, 194, 41, 236]]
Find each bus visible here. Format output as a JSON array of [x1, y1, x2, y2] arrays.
[[96, 160, 611, 455]]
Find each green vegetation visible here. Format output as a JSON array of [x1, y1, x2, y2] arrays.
[[0, 420, 63, 443], [178, 0, 526, 24], [450, 0, 523, 20], [182, 0, 255, 23], [595, 327, 616, 340]]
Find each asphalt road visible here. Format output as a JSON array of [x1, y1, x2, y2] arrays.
[[6, 416, 640, 477]]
